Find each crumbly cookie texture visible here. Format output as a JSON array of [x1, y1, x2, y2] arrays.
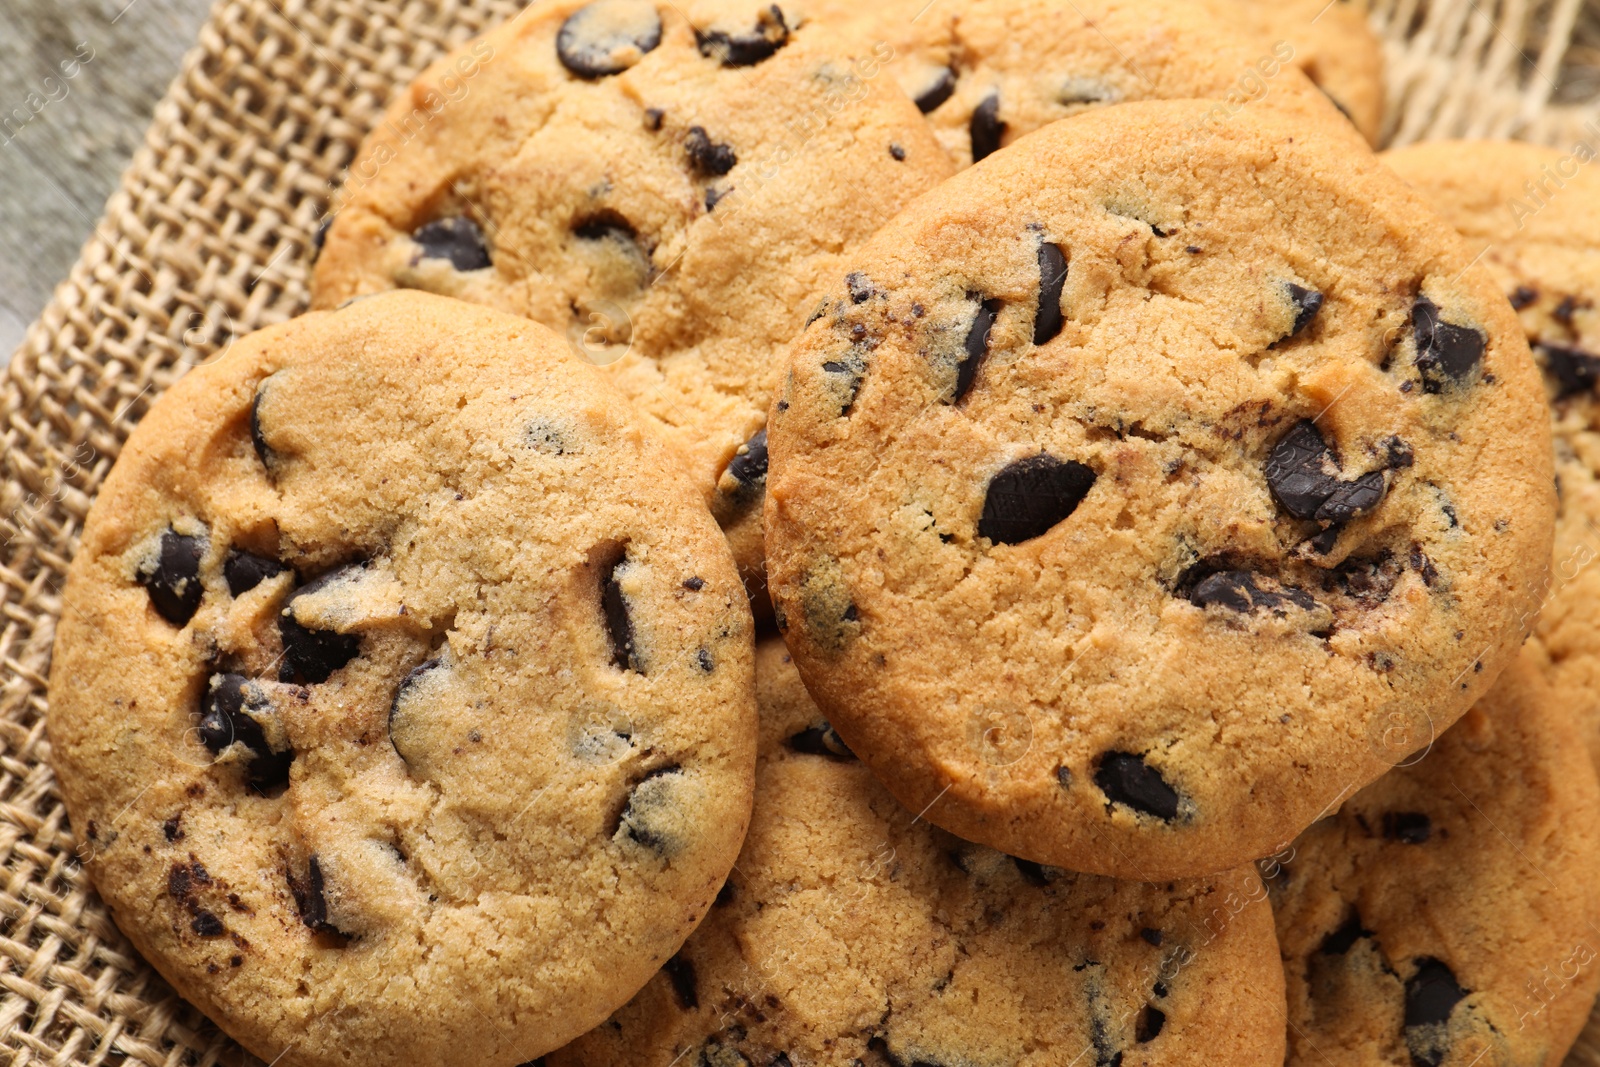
[[795, 0, 1366, 168], [549, 639, 1288, 1067], [765, 101, 1554, 881], [1270, 648, 1600, 1067], [1197, 0, 1385, 144], [309, 0, 954, 598], [1385, 138, 1600, 771], [47, 291, 757, 1067]]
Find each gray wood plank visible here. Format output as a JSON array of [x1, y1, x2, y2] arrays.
[[0, 0, 213, 359]]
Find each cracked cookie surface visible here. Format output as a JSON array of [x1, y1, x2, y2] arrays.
[[309, 0, 954, 599], [1385, 139, 1600, 774], [764, 101, 1554, 880], [1269, 648, 1600, 1067], [548, 639, 1288, 1067], [48, 291, 757, 1067], [796, 0, 1365, 169]]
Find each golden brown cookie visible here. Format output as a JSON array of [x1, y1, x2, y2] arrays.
[[48, 291, 757, 1067], [550, 639, 1290, 1066], [1269, 648, 1600, 1067], [1384, 138, 1600, 771], [765, 101, 1554, 881], [309, 0, 954, 602]]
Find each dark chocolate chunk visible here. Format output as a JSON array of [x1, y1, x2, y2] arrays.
[[1034, 240, 1067, 345], [1411, 296, 1485, 392], [412, 217, 492, 271], [199, 673, 270, 756], [889, 143, 906, 161], [685, 126, 737, 175], [1135, 1005, 1165, 1043], [224, 549, 287, 597], [664, 952, 699, 1010], [573, 212, 640, 246], [1405, 957, 1469, 1067], [970, 91, 1005, 162], [1314, 470, 1388, 523], [168, 859, 210, 902], [278, 569, 364, 684], [250, 379, 275, 468], [694, 5, 789, 66], [954, 294, 1002, 402], [914, 67, 956, 113], [1094, 752, 1181, 821], [1537, 342, 1600, 398], [1307, 527, 1341, 555], [616, 765, 685, 852], [785, 722, 856, 760], [1140, 927, 1163, 947], [695, 648, 714, 672], [557, 0, 663, 78], [1266, 420, 1340, 520], [1381, 436, 1415, 469], [1509, 285, 1538, 310], [1285, 283, 1325, 338], [846, 272, 875, 304], [388, 658, 442, 761], [978, 454, 1097, 545], [601, 552, 642, 672], [683, 576, 705, 591], [726, 428, 768, 488], [138, 528, 205, 626], [163, 814, 183, 842], [290, 855, 341, 935], [1189, 570, 1317, 615], [1383, 811, 1432, 844], [191, 910, 226, 938], [1319, 910, 1373, 955]]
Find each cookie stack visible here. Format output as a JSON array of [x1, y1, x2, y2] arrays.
[[44, 1, 1600, 1065]]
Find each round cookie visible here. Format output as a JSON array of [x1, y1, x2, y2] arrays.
[[309, 0, 955, 601], [1383, 139, 1600, 771], [47, 291, 757, 1067], [549, 639, 1290, 1067], [1197, 0, 1385, 144], [1268, 648, 1600, 1067], [764, 100, 1555, 881], [794, 0, 1365, 169]]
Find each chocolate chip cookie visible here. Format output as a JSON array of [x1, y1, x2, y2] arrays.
[[1385, 138, 1600, 773], [309, 0, 954, 602], [797, 0, 1365, 169], [1198, 0, 1385, 143], [1268, 648, 1600, 1067], [48, 291, 757, 1067], [764, 101, 1555, 881], [548, 638, 1289, 1066]]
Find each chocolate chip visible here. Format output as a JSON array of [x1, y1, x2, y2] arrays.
[[1319, 910, 1373, 955], [616, 765, 685, 853], [556, 0, 663, 78], [168, 859, 211, 903], [704, 186, 731, 212], [224, 550, 287, 596], [191, 910, 226, 937], [820, 349, 869, 416], [846, 272, 874, 304], [785, 722, 855, 760], [1266, 420, 1340, 520], [412, 217, 492, 271], [889, 143, 906, 161], [1411, 296, 1485, 392], [1034, 240, 1067, 345], [278, 570, 364, 684], [970, 91, 1004, 162], [1554, 295, 1583, 325], [250, 379, 275, 468], [289, 855, 341, 934], [1314, 470, 1387, 524], [1094, 752, 1181, 821], [1135, 1005, 1165, 1043], [311, 216, 331, 263], [1285, 283, 1325, 338], [200, 673, 293, 790], [1510, 285, 1538, 310], [1140, 927, 1163, 946], [694, 4, 789, 66], [1383, 811, 1432, 844], [1189, 570, 1317, 614], [664, 952, 699, 1010], [1537, 342, 1600, 398], [601, 551, 642, 672], [163, 814, 183, 842], [683, 576, 705, 591], [1380, 436, 1415, 469], [914, 67, 956, 112], [388, 658, 441, 763], [139, 528, 205, 626], [685, 126, 737, 175], [1405, 958, 1469, 1067], [978, 454, 1097, 544], [954, 294, 1002, 403], [1307, 527, 1340, 555], [726, 428, 768, 489]]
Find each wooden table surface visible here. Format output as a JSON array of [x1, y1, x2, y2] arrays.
[[0, 0, 213, 360]]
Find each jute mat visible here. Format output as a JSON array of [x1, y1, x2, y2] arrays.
[[2, 0, 1597, 1063]]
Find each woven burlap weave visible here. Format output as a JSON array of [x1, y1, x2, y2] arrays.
[[2, 0, 1597, 1062]]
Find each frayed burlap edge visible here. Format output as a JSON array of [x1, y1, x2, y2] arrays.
[[1, 0, 1597, 1063]]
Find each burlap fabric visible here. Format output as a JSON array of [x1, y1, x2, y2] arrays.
[[2, 0, 1597, 1063]]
